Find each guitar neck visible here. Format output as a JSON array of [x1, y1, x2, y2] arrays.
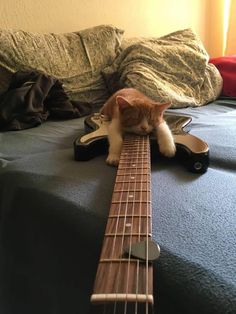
[[91, 134, 154, 313]]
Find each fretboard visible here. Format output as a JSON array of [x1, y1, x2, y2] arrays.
[[91, 135, 154, 313]]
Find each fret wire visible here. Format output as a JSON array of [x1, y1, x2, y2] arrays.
[[121, 150, 148, 152], [119, 155, 148, 158], [119, 160, 149, 163], [118, 167, 150, 171], [119, 158, 149, 161], [118, 163, 149, 166], [123, 145, 148, 147], [120, 154, 148, 156], [99, 258, 146, 263], [116, 180, 150, 183], [113, 189, 150, 193], [111, 201, 151, 204], [116, 172, 151, 176], [115, 177, 150, 180], [117, 165, 150, 168], [107, 216, 150, 234], [109, 214, 151, 218], [118, 166, 149, 169], [118, 159, 149, 162], [105, 233, 152, 237]]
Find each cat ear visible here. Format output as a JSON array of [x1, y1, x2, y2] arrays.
[[154, 102, 171, 113], [116, 96, 132, 112]]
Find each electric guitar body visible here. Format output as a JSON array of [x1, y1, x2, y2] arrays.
[[74, 113, 209, 173]]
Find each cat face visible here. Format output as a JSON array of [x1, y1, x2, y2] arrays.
[[119, 105, 154, 135], [116, 96, 170, 135]]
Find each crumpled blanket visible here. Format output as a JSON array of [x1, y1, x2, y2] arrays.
[[102, 29, 223, 108], [0, 70, 92, 131]]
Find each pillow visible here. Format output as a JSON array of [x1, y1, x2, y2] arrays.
[[0, 25, 124, 107], [210, 56, 236, 97], [102, 29, 222, 108]]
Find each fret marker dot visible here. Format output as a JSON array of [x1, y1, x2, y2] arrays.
[[129, 195, 134, 198], [131, 176, 135, 179], [126, 223, 132, 228], [132, 164, 136, 167]]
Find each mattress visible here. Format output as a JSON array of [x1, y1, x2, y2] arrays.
[[0, 98, 236, 314]]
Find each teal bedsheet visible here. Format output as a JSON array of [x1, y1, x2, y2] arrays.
[[0, 98, 235, 314]]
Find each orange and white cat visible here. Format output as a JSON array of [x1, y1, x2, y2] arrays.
[[101, 88, 176, 166]]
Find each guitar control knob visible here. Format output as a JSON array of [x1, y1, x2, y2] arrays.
[[93, 113, 100, 120], [194, 161, 203, 171]]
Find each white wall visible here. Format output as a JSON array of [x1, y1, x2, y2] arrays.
[[0, 0, 208, 51]]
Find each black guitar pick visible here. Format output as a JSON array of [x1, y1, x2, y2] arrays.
[[124, 240, 160, 261]]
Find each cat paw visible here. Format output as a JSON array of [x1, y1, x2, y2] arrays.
[[159, 143, 176, 158], [106, 154, 120, 166]]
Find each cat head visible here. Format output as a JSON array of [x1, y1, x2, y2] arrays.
[[116, 95, 170, 135]]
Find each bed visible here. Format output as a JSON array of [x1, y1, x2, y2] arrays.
[[0, 25, 236, 314]]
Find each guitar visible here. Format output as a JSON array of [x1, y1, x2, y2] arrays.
[[74, 113, 209, 173], [90, 134, 159, 314], [74, 113, 209, 313]]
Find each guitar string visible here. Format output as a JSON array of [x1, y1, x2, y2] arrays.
[[135, 136, 142, 314], [133, 135, 150, 314], [124, 135, 150, 314], [124, 135, 138, 314], [122, 136, 131, 314], [112, 143, 126, 314], [101, 139, 125, 314], [124, 135, 132, 314], [141, 135, 146, 314], [138, 137, 147, 314], [125, 137, 141, 314], [140, 135, 149, 314], [124, 135, 133, 314], [121, 136, 140, 314], [123, 135, 138, 314], [145, 135, 150, 314], [136, 135, 145, 314], [112, 135, 134, 314], [124, 135, 149, 314]]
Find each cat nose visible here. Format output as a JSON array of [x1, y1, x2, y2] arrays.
[[141, 125, 148, 131]]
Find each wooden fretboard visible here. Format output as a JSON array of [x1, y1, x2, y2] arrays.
[[91, 135, 154, 313]]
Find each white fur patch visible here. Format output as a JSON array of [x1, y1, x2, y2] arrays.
[[156, 121, 176, 157], [107, 118, 123, 165]]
